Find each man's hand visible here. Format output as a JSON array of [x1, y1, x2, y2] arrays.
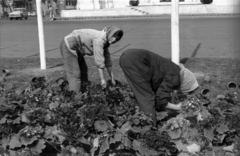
[[175, 102, 182, 111], [166, 102, 182, 111], [101, 79, 107, 90], [98, 68, 106, 90]]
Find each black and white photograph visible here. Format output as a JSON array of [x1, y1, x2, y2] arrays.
[[0, 0, 240, 155]]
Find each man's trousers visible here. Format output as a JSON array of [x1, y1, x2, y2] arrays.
[[60, 40, 88, 93]]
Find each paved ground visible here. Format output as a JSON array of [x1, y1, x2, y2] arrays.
[[0, 16, 240, 59]]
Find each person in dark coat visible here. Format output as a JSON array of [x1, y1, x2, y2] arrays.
[[119, 49, 199, 126]]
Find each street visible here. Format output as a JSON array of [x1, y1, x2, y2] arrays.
[[0, 16, 240, 59]]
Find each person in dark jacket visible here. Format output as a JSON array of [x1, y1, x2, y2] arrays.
[[119, 49, 199, 126], [60, 26, 124, 93]]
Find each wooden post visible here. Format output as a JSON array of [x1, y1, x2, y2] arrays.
[[171, 0, 180, 65], [36, 0, 46, 69]]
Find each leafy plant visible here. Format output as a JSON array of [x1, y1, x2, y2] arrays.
[[0, 76, 240, 156]]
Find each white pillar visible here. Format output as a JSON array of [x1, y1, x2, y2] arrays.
[[171, 0, 180, 65], [36, 0, 46, 69]]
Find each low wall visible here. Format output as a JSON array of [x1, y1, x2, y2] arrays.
[[74, 0, 240, 10], [61, 4, 240, 17], [61, 8, 143, 17], [136, 4, 240, 14], [212, 0, 240, 5]]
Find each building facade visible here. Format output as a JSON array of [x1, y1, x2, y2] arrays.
[[57, 0, 240, 11], [1, 0, 239, 18]]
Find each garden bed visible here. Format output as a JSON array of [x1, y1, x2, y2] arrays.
[[0, 57, 240, 156]]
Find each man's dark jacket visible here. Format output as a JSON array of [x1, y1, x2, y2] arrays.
[[119, 49, 181, 125]]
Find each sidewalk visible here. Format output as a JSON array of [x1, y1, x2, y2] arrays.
[[56, 3, 240, 20]]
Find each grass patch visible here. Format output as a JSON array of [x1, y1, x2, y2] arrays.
[[0, 57, 240, 97]]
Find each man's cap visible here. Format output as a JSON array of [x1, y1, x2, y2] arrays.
[[103, 26, 123, 41], [179, 63, 199, 94]]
